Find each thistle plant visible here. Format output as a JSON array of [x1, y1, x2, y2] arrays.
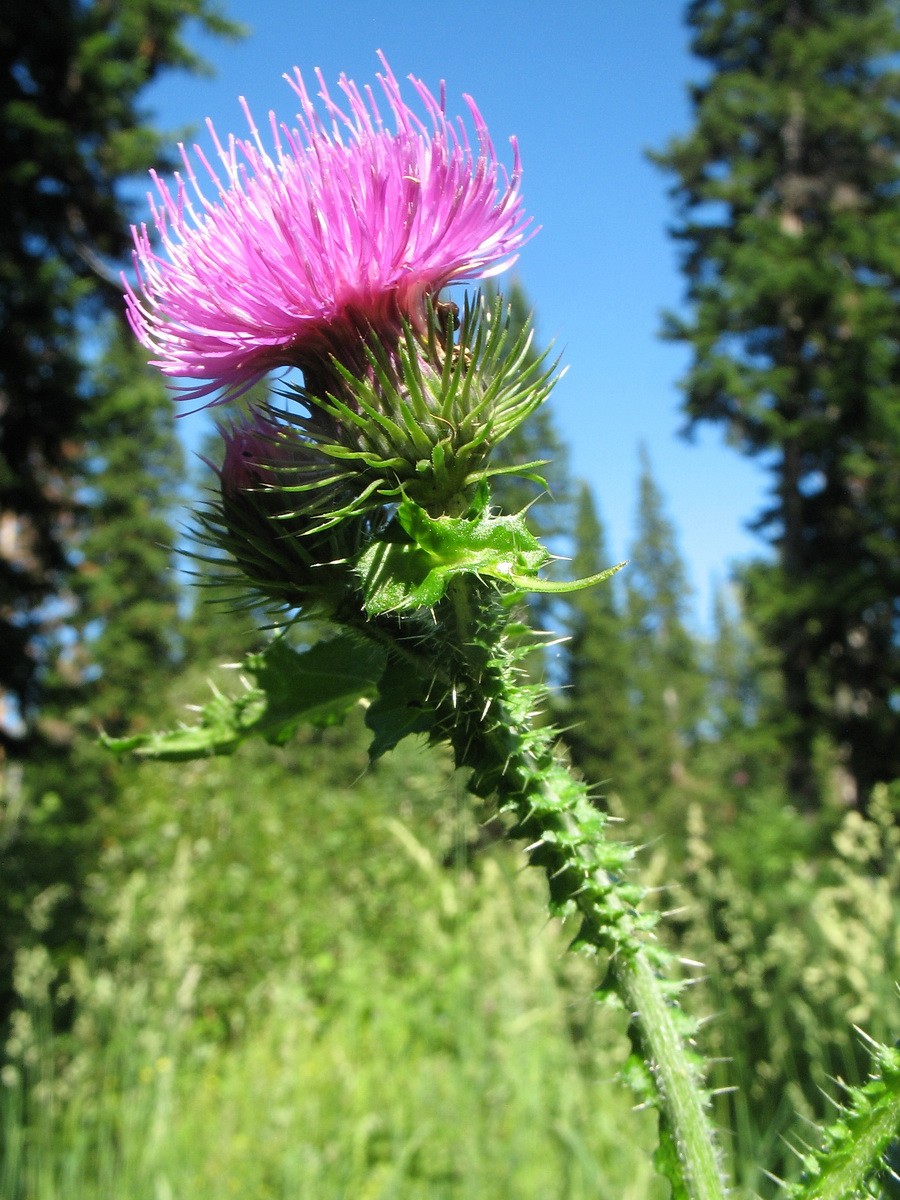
[[112, 55, 899, 1199]]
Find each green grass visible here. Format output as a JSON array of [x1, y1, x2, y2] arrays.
[[6, 701, 898, 1198], [2, 869, 663, 1199], [1, 722, 664, 1198]]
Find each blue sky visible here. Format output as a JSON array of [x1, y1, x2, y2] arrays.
[[142, 0, 771, 627]]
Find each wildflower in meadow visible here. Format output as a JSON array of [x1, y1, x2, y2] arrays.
[[119, 56, 762, 1200], [125, 53, 530, 406]]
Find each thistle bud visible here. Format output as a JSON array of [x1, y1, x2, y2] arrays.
[[200, 412, 367, 616], [287, 293, 559, 514]]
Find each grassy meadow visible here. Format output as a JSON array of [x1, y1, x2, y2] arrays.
[[2, 674, 899, 1199], [1, 706, 669, 1200]]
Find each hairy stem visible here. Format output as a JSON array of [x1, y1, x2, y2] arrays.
[[431, 576, 727, 1200], [616, 950, 725, 1200], [514, 752, 724, 1200]]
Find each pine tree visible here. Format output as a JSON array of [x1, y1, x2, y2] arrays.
[[623, 446, 704, 804], [562, 483, 631, 792], [0, 0, 240, 1020], [653, 0, 900, 808], [51, 330, 186, 736], [698, 582, 786, 798], [0, 0, 241, 755]]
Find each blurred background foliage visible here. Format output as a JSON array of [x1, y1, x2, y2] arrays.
[[2, 0, 900, 1197]]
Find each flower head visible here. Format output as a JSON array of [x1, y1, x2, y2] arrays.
[[203, 410, 365, 613], [125, 53, 531, 406], [218, 409, 327, 497], [281, 294, 559, 510]]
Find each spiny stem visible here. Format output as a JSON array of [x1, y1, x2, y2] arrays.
[[511, 735, 726, 1200], [616, 950, 726, 1200], [510, 750, 725, 1200], [434, 574, 727, 1200], [786, 1036, 900, 1200]]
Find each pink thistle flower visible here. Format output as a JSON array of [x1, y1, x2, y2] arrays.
[[125, 52, 531, 406]]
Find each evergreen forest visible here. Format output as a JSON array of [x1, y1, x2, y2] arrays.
[[2, 1, 900, 1197]]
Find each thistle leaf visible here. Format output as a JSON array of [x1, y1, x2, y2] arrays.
[[366, 654, 436, 759], [103, 636, 385, 760], [357, 499, 622, 614], [506, 563, 626, 593]]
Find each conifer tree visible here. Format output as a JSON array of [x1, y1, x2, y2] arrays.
[[623, 447, 704, 803], [50, 331, 186, 736], [0, 0, 240, 1019], [562, 483, 631, 791], [654, 0, 900, 808], [699, 583, 785, 797], [0, 0, 240, 755]]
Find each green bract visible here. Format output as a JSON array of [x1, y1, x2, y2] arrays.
[[104, 637, 385, 760], [279, 294, 558, 516]]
